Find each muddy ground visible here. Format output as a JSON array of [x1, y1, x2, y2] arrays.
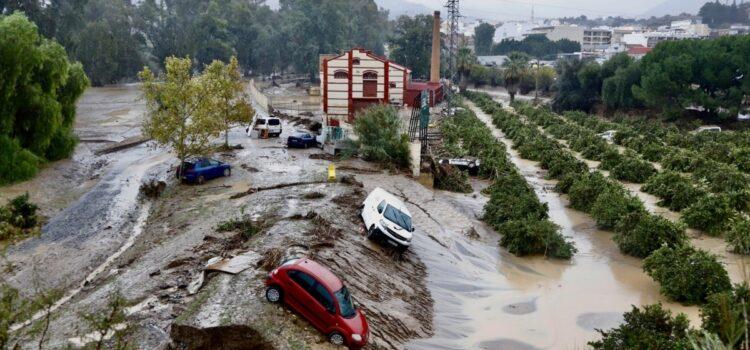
[[6, 84, 749, 350], [1, 84, 434, 350]]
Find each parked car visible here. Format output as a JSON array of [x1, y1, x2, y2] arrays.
[[176, 157, 230, 184], [249, 117, 282, 137], [265, 258, 369, 349], [597, 130, 617, 142], [693, 125, 722, 133], [287, 131, 318, 148], [360, 187, 414, 252]]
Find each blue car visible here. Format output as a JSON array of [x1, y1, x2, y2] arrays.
[[176, 157, 231, 184], [287, 132, 318, 148]]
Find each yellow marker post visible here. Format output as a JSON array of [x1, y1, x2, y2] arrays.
[[328, 163, 336, 182]]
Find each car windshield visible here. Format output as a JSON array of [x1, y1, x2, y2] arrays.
[[255, 118, 266, 125], [268, 119, 281, 126], [293, 133, 309, 138], [182, 162, 195, 169], [334, 286, 356, 319], [384, 204, 412, 231]]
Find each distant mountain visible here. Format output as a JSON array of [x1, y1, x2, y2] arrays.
[[643, 0, 708, 17]]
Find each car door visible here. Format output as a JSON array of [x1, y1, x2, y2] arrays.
[[208, 159, 221, 179], [286, 270, 332, 331]]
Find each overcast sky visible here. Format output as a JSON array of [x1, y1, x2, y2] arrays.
[[405, 0, 683, 20]]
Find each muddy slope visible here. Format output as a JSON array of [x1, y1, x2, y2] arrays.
[[18, 112, 432, 349]]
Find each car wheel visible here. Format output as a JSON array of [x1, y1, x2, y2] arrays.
[[224, 168, 231, 177], [266, 286, 282, 303], [328, 332, 345, 346], [366, 225, 379, 241], [197, 176, 205, 185]]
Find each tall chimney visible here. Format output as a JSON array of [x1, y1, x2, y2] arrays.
[[430, 11, 441, 83]]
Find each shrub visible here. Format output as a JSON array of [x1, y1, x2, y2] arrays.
[[642, 171, 706, 211], [0, 193, 40, 242], [609, 153, 657, 183], [567, 171, 614, 212], [682, 194, 736, 236], [589, 304, 692, 350], [434, 167, 472, 193], [590, 187, 645, 230], [699, 283, 750, 348], [662, 149, 703, 173], [483, 175, 549, 224], [614, 212, 686, 258], [643, 246, 732, 304], [497, 219, 576, 259], [725, 217, 750, 255], [539, 149, 588, 180], [353, 105, 411, 168], [598, 148, 623, 171], [0, 136, 41, 185]]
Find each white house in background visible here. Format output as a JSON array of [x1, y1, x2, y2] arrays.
[[477, 55, 508, 67], [622, 33, 649, 47], [319, 48, 411, 123]]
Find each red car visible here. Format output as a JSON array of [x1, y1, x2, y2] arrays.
[[265, 258, 369, 348]]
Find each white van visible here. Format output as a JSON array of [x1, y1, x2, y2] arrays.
[[248, 117, 282, 137], [360, 187, 414, 252]]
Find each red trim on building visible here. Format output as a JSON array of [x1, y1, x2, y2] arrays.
[[323, 58, 328, 113], [402, 71, 407, 103], [384, 61, 390, 103], [347, 50, 354, 121]]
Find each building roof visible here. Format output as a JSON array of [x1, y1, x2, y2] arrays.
[[407, 81, 442, 91], [628, 46, 652, 55], [322, 48, 410, 73]]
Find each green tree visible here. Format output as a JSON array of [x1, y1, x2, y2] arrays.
[[388, 14, 434, 80], [502, 52, 529, 103], [473, 22, 494, 55], [0, 12, 88, 185], [203, 56, 254, 148], [352, 105, 410, 168], [700, 283, 750, 348], [589, 304, 692, 350], [139, 57, 222, 173], [492, 34, 580, 59], [643, 245, 732, 304], [456, 47, 476, 92]]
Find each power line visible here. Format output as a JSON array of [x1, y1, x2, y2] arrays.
[[445, 0, 460, 110]]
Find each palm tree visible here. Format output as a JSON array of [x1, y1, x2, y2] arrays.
[[455, 47, 476, 92], [502, 52, 530, 103]]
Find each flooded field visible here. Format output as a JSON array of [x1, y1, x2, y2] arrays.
[[3, 84, 745, 349]]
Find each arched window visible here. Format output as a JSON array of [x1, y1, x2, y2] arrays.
[[333, 70, 348, 79], [363, 71, 378, 80], [362, 71, 378, 97]]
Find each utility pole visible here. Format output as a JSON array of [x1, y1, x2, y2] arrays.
[[444, 0, 460, 112]]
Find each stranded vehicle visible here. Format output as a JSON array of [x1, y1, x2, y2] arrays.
[[287, 131, 318, 148], [176, 157, 231, 184], [247, 117, 282, 138], [265, 258, 369, 349], [360, 187, 415, 252]]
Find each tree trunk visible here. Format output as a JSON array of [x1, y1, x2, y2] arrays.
[[224, 127, 229, 148]]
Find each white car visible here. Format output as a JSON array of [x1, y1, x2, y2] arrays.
[[249, 117, 282, 138], [693, 125, 722, 133], [360, 187, 414, 252], [597, 130, 617, 142]]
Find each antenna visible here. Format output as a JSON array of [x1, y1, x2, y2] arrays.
[[531, 2, 535, 24], [444, 0, 460, 110]]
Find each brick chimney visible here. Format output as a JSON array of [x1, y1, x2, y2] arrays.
[[430, 11, 441, 83]]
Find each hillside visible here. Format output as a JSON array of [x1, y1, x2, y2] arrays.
[[643, 0, 707, 17]]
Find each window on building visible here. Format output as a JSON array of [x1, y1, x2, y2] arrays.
[[333, 70, 348, 79], [363, 71, 378, 80], [352, 58, 360, 65], [389, 82, 397, 88]]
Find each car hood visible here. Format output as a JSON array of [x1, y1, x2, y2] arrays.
[[341, 309, 368, 336], [383, 220, 412, 239]]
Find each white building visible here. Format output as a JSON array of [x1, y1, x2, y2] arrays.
[[319, 49, 410, 122]]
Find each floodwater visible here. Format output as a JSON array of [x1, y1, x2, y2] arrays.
[[2, 84, 172, 294], [383, 102, 730, 350]]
